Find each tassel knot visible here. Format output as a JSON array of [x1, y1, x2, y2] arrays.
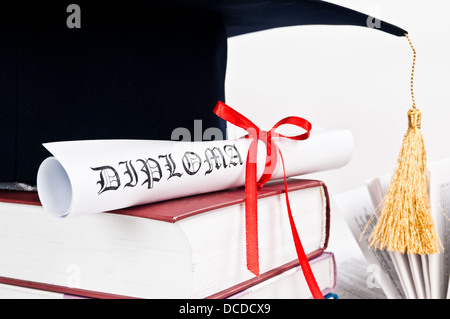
[[408, 108, 421, 129]]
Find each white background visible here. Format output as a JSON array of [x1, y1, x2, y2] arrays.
[[225, 1, 450, 263]]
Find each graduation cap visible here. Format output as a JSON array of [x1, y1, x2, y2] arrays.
[[0, 1, 407, 186]]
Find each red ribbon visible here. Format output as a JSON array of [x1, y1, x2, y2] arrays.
[[213, 101, 324, 299]]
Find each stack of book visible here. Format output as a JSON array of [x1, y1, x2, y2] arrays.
[[0, 177, 337, 299]]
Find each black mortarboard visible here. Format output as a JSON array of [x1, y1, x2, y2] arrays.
[[0, 1, 406, 185]]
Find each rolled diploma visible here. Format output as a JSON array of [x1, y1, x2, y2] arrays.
[[37, 128, 354, 217]]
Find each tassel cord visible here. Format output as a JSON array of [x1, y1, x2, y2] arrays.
[[405, 33, 417, 109]]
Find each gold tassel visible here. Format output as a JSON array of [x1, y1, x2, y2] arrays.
[[367, 34, 441, 254]]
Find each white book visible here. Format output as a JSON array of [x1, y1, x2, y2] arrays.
[[228, 252, 336, 299], [0, 252, 336, 299]]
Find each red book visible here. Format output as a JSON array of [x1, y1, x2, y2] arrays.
[[0, 178, 330, 299]]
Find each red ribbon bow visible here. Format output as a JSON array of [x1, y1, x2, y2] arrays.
[[213, 101, 324, 299]]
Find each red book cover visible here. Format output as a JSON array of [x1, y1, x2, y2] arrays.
[[0, 178, 329, 223]]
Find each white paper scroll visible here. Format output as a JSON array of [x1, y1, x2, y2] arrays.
[[37, 128, 354, 217]]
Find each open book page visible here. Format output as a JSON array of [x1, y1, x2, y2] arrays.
[[447, 277, 450, 299], [388, 252, 416, 299], [420, 254, 432, 298], [333, 187, 405, 299], [367, 176, 433, 299], [334, 257, 386, 299], [372, 159, 450, 299], [407, 254, 428, 298], [427, 158, 450, 299], [335, 158, 450, 299]]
